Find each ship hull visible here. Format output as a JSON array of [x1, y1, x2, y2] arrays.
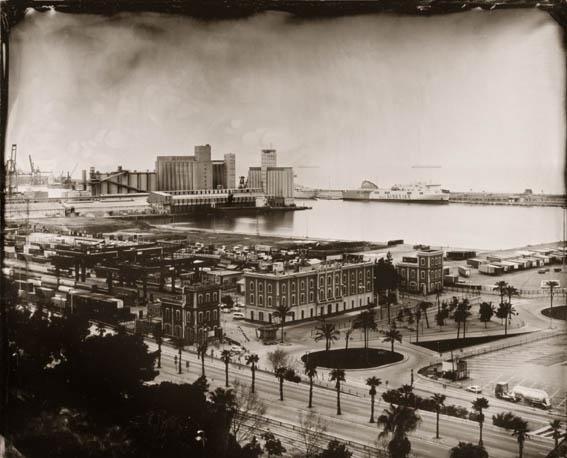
[[343, 197, 449, 204], [342, 189, 449, 203]]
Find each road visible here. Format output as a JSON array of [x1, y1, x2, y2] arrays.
[[150, 341, 554, 458]]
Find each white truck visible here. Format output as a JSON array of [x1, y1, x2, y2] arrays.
[[511, 385, 551, 410]]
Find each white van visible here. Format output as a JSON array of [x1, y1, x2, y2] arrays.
[[232, 312, 245, 320]]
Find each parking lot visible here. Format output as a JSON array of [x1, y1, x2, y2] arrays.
[[464, 334, 567, 412]]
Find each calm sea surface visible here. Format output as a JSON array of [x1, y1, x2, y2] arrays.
[[169, 200, 564, 250]]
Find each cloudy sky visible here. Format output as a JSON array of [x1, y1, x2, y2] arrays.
[[7, 9, 565, 193]]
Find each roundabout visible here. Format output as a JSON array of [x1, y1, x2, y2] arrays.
[[301, 348, 403, 369]]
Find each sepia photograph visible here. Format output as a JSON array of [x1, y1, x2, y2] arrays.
[[1, 1, 566, 457]]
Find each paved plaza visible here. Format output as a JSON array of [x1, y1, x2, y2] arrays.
[[465, 334, 567, 413]]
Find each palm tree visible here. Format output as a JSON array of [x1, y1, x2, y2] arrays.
[[220, 349, 232, 387], [152, 324, 163, 369], [382, 325, 402, 353], [545, 280, 560, 310], [418, 301, 432, 329], [330, 368, 346, 415], [431, 393, 446, 439], [496, 301, 516, 336], [275, 367, 300, 401], [196, 340, 208, 377], [549, 419, 562, 452], [313, 320, 340, 352], [493, 280, 508, 306], [366, 376, 382, 423], [344, 328, 353, 350], [452, 298, 472, 340], [505, 285, 519, 307], [472, 397, 489, 446], [377, 404, 421, 458], [353, 309, 377, 350], [512, 420, 529, 458], [414, 308, 422, 343], [173, 337, 185, 374], [245, 353, 259, 394], [303, 355, 318, 408], [273, 302, 292, 344]]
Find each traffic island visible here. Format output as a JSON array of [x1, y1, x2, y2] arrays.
[[414, 332, 532, 353], [541, 305, 567, 321], [301, 348, 402, 369]]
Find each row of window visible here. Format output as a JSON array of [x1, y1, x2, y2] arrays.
[[249, 282, 372, 307], [163, 308, 218, 324], [250, 296, 372, 322], [196, 292, 218, 304], [248, 269, 372, 294], [418, 256, 442, 267]]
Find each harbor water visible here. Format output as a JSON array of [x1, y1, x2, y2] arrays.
[[169, 199, 564, 250]]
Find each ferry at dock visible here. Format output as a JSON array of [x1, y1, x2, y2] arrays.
[[342, 180, 450, 204]]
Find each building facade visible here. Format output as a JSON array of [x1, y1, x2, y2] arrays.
[[396, 248, 444, 295], [247, 149, 294, 199], [88, 166, 157, 196], [148, 188, 265, 214], [243, 260, 374, 323], [161, 283, 221, 344], [156, 145, 235, 191]]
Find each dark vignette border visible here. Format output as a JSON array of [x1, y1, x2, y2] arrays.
[[0, 0, 566, 436]]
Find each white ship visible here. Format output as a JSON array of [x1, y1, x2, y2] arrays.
[[343, 180, 449, 204]]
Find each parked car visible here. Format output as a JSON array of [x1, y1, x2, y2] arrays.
[[466, 385, 482, 394], [232, 312, 245, 320]]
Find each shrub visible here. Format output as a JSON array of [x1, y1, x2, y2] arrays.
[[442, 405, 470, 419], [492, 412, 525, 430]]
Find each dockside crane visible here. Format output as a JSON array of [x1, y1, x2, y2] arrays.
[[5, 144, 18, 195]]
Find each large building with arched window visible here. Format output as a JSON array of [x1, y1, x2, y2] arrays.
[[243, 258, 374, 324]]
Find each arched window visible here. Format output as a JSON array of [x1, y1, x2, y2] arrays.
[[213, 292, 218, 301], [206, 293, 210, 302], [282, 284, 287, 294], [249, 282, 255, 291], [206, 311, 210, 321], [213, 310, 218, 320], [259, 283, 263, 292], [267, 297, 272, 307], [267, 284, 272, 294], [198, 312, 203, 323], [198, 294, 203, 304]]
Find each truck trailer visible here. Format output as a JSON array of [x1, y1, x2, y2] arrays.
[[511, 385, 551, 409]]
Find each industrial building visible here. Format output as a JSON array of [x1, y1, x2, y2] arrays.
[[156, 145, 236, 191], [88, 166, 157, 196], [243, 257, 374, 323], [147, 188, 265, 214], [396, 247, 444, 295], [247, 149, 294, 201]]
